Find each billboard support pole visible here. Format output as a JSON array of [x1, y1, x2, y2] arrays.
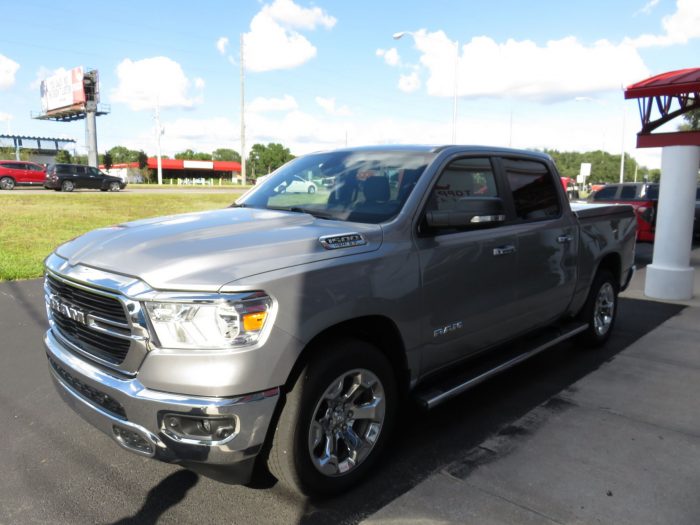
[[86, 101, 98, 167]]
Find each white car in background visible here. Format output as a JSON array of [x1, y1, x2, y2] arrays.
[[277, 175, 317, 194]]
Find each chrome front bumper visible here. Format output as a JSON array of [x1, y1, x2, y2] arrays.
[[44, 328, 279, 483]]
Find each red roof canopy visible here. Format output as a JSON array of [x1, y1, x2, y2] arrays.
[[102, 158, 241, 172], [625, 68, 700, 99]]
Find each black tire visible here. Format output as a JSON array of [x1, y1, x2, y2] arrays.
[[308, 185, 316, 194], [0, 176, 15, 190], [267, 339, 397, 496], [577, 269, 618, 347], [61, 180, 75, 192], [109, 181, 121, 192]]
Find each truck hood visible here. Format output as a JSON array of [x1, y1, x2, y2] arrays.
[[55, 207, 382, 292]]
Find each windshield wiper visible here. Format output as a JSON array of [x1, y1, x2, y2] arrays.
[[269, 206, 336, 220]]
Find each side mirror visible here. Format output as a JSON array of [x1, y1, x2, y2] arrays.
[[426, 197, 506, 228]]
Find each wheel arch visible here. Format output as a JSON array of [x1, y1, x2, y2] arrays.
[[284, 315, 411, 397], [595, 251, 622, 288]]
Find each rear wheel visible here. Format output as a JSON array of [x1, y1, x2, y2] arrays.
[[61, 180, 75, 192], [267, 339, 397, 496], [577, 269, 618, 347], [0, 177, 15, 190]]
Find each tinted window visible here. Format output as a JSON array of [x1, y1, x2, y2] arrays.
[[88, 167, 101, 176], [620, 185, 637, 199], [593, 186, 617, 200], [645, 185, 659, 200], [28, 164, 44, 171], [504, 158, 560, 220], [429, 157, 497, 212]]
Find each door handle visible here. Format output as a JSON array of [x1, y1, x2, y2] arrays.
[[493, 245, 516, 256], [557, 235, 573, 244]]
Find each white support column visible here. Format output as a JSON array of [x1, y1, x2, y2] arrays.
[[645, 145, 700, 300]]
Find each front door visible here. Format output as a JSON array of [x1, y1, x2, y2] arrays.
[[416, 156, 520, 373]]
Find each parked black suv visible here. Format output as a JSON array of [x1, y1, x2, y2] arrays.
[[44, 164, 127, 192]]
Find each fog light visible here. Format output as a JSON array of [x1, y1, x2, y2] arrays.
[[113, 425, 154, 455], [161, 414, 236, 443]]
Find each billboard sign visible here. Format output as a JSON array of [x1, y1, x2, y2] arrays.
[[40, 67, 86, 113]]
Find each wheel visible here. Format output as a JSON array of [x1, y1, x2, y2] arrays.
[[0, 177, 15, 190], [307, 185, 316, 194], [108, 181, 121, 192], [267, 339, 397, 496], [577, 269, 618, 347], [61, 180, 75, 192]]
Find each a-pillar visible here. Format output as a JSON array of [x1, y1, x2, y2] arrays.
[[645, 145, 700, 300]]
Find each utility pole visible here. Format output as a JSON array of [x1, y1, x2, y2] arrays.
[[240, 34, 247, 186], [154, 102, 163, 185]]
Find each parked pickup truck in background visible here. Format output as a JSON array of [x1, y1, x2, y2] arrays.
[[43, 145, 636, 496], [588, 182, 658, 242]]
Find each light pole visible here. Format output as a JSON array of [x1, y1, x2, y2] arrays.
[[240, 34, 247, 186], [393, 31, 459, 144], [154, 102, 164, 185]]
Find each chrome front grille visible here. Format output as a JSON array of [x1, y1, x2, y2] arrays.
[[46, 274, 132, 365]]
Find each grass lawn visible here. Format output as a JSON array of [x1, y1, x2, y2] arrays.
[[0, 192, 238, 281]]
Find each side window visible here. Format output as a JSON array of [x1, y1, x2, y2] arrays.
[[88, 167, 100, 176], [504, 158, 561, 220], [620, 185, 637, 199], [593, 186, 617, 201], [429, 157, 497, 212], [75, 166, 87, 175]]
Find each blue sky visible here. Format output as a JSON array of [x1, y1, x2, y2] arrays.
[[1, 0, 698, 169]]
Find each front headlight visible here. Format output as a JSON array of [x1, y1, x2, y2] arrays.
[[144, 292, 273, 349]]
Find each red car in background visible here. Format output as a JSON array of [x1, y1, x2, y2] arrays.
[[588, 182, 658, 242], [0, 160, 47, 190]]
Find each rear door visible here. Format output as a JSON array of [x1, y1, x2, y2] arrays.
[[498, 157, 578, 331], [416, 155, 520, 372]]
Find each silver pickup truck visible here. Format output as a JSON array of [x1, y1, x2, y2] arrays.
[[43, 145, 636, 496]]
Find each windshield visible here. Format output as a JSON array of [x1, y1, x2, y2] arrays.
[[237, 150, 434, 223]]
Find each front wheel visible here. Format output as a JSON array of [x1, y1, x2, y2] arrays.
[[108, 181, 121, 192], [267, 339, 397, 496], [307, 185, 316, 194], [0, 177, 15, 190], [577, 269, 618, 347]]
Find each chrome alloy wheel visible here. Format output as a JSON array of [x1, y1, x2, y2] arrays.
[[593, 282, 615, 336], [308, 368, 386, 477]]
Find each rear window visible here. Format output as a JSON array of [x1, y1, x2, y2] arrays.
[[592, 186, 617, 200], [504, 158, 560, 220]]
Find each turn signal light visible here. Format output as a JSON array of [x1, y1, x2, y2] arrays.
[[242, 312, 267, 331]]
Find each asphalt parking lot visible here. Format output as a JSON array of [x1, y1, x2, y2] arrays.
[[0, 244, 688, 525]]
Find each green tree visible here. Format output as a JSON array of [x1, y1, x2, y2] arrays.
[[174, 149, 212, 160], [102, 152, 113, 170], [679, 109, 700, 131], [544, 149, 645, 184], [55, 150, 72, 163], [107, 145, 142, 164], [137, 150, 148, 169], [212, 148, 241, 162], [248, 143, 294, 178]]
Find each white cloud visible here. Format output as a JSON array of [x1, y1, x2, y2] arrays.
[[396, 30, 648, 101], [216, 36, 229, 55], [0, 54, 20, 89], [635, 0, 660, 16], [376, 48, 400, 67], [243, 0, 336, 72], [398, 71, 421, 93], [629, 0, 700, 47], [249, 95, 298, 113], [194, 77, 205, 90], [315, 96, 352, 116], [111, 57, 202, 111], [0, 112, 13, 122]]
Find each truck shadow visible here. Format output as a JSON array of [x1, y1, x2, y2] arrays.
[[294, 297, 685, 524], [109, 470, 199, 525]]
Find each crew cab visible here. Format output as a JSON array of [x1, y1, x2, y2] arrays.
[[0, 160, 46, 189], [43, 146, 636, 496]]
